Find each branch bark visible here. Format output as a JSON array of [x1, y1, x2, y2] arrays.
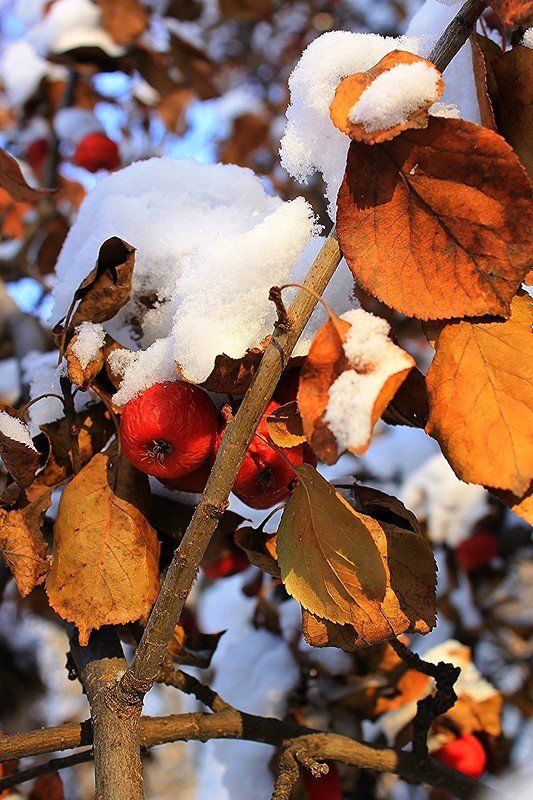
[[69, 628, 144, 800]]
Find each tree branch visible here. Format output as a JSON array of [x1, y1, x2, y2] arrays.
[[429, 0, 488, 72], [69, 628, 144, 800], [0, 749, 93, 792], [110, 228, 342, 711]]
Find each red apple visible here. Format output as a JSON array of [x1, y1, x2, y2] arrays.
[[433, 734, 487, 778], [120, 381, 218, 480], [73, 132, 120, 172], [26, 138, 49, 178], [203, 551, 250, 579], [302, 762, 341, 800], [456, 528, 499, 572], [217, 400, 316, 509], [273, 366, 301, 405], [161, 457, 214, 493]]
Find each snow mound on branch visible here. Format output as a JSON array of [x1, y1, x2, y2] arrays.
[[29, 0, 125, 57], [349, 61, 442, 132], [0, 411, 36, 451], [280, 0, 480, 214], [401, 452, 491, 548], [0, 41, 58, 107], [72, 322, 105, 369], [522, 28, 533, 48], [52, 157, 356, 401]]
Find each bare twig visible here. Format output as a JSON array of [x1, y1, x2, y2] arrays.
[[156, 657, 230, 713], [429, 0, 488, 72], [390, 638, 460, 759], [0, 749, 93, 792]]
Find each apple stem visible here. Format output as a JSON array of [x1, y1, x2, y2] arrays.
[[277, 282, 337, 322]]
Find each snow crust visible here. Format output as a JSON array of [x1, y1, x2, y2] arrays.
[[324, 309, 413, 454], [280, 0, 480, 213], [53, 157, 356, 404], [54, 108, 105, 145], [423, 639, 499, 703], [349, 61, 442, 132], [401, 452, 490, 547], [0, 41, 49, 106], [72, 322, 105, 369], [0, 411, 36, 451]]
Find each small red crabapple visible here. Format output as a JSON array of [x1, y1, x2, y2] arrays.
[[73, 132, 120, 173], [120, 381, 218, 480], [301, 762, 342, 800], [433, 734, 487, 778], [456, 528, 499, 572]]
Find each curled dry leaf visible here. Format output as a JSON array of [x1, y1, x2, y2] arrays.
[[0, 147, 52, 204], [492, 44, 533, 180], [330, 50, 444, 144], [489, 0, 533, 24], [336, 117, 533, 320], [97, 0, 148, 46], [298, 309, 414, 464], [0, 414, 39, 489], [65, 333, 106, 391], [60, 237, 135, 341], [46, 452, 160, 645], [470, 35, 497, 132], [198, 345, 267, 394], [277, 465, 436, 648], [426, 293, 533, 496], [0, 483, 52, 597], [382, 367, 429, 429], [0, 188, 30, 239], [266, 401, 306, 448]]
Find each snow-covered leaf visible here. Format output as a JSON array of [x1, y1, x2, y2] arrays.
[[0, 411, 39, 489]]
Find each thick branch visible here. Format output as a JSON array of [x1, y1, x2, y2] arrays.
[[111, 229, 341, 709], [0, 709, 501, 800], [69, 628, 144, 800]]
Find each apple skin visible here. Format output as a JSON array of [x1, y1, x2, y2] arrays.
[[433, 734, 487, 779], [301, 762, 341, 800], [456, 528, 499, 572], [73, 132, 120, 172], [120, 381, 218, 480], [217, 400, 316, 510], [273, 366, 301, 405], [160, 457, 214, 493], [203, 551, 250, 579]]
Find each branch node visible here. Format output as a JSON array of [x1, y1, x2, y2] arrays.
[[105, 670, 152, 719], [203, 501, 229, 519]]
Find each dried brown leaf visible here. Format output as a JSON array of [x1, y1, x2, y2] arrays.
[[0, 417, 39, 489], [97, 0, 148, 46], [65, 334, 105, 391], [277, 465, 436, 647], [489, 0, 533, 24], [266, 401, 306, 448], [235, 524, 280, 578], [46, 452, 160, 644], [0, 483, 52, 597], [0, 147, 52, 203], [492, 44, 533, 179]]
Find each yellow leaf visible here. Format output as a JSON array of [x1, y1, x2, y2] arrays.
[[266, 401, 306, 448], [0, 484, 52, 597], [46, 452, 160, 645]]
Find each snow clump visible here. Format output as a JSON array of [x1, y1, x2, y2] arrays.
[[72, 322, 106, 369], [0, 412, 36, 451]]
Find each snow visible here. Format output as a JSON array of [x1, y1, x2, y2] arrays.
[[522, 28, 533, 48], [28, 0, 126, 57], [0, 40, 48, 106], [280, 0, 480, 214], [401, 452, 491, 547], [429, 100, 461, 118], [422, 639, 499, 703], [324, 309, 414, 455], [72, 322, 106, 368], [349, 60, 442, 132], [54, 108, 105, 146], [0, 410, 36, 450], [196, 572, 300, 800], [52, 156, 355, 404], [22, 351, 94, 428]]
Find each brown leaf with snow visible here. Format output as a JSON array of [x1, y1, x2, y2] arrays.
[[330, 50, 443, 144], [0, 416, 39, 489], [277, 465, 436, 648], [65, 334, 105, 391], [298, 310, 414, 464], [0, 483, 52, 597], [426, 292, 533, 496], [46, 452, 160, 645], [336, 117, 533, 320]]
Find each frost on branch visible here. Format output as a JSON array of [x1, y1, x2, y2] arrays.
[[280, 0, 481, 213], [52, 157, 355, 403]]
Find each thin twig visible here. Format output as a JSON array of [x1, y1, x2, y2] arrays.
[[390, 638, 460, 759], [0, 749, 93, 792], [429, 0, 488, 72]]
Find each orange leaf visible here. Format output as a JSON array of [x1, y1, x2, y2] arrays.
[[426, 293, 533, 496], [490, 483, 533, 524], [298, 309, 414, 463], [0, 484, 52, 597], [97, 0, 148, 46], [330, 50, 444, 144], [336, 117, 533, 320]]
